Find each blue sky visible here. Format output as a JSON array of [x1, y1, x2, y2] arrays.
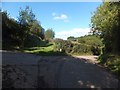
[[2, 2, 102, 39]]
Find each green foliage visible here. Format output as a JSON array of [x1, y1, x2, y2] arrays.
[[45, 29, 55, 40], [91, 46, 101, 55], [2, 6, 46, 50], [78, 35, 102, 55], [2, 11, 22, 49], [91, 2, 120, 77], [54, 35, 102, 55], [18, 6, 36, 26], [78, 35, 102, 47], [18, 6, 45, 48], [30, 20, 45, 39], [23, 43, 67, 56], [71, 44, 92, 55], [91, 2, 120, 53], [54, 39, 72, 53], [67, 36, 76, 41], [24, 34, 42, 47], [99, 54, 120, 77], [24, 43, 54, 53]]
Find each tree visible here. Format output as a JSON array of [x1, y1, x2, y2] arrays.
[[91, 2, 120, 76], [18, 6, 45, 40], [30, 20, 45, 39], [45, 29, 55, 40], [18, 6, 36, 26], [91, 2, 120, 54], [18, 6, 37, 48], [67, 36, 76, 41], [18, 6, 45, 47], [2, 6, 46, 49], [2, 10, 22, 49]]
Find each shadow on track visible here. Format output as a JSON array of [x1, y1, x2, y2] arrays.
[[2, 51, 119, 88]]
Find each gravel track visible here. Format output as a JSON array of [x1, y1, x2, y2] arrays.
[[2, 51, 119, 88]]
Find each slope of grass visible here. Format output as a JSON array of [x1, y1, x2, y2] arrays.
[[23, 43, 54, 53], [23, 43, 67, 56]]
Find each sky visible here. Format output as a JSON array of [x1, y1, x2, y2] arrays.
[[2, 2, 102, 40]]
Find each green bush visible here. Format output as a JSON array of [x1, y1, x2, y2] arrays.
[[54, 38, 102, 55], [54, 35, 102, 55], [77, 35, 103, 55], [24, 34, 42, 47], [99, 54, 120, 77], [91, 46, 101, 55], [71, 44, 92, 55], [54, 39, 73, 53]]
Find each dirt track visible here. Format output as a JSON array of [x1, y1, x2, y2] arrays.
[[2, 51, 119, 88]]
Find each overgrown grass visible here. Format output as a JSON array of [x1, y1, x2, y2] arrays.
[[23, 43, 67, 56]]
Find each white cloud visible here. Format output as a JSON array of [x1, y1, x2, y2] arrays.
[[55, 28, 90, 40], [52, 12, 69, 22], [54, 14, 68, 20]]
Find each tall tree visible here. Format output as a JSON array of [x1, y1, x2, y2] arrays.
[[2, 6, 45, 49], [2, 11, 21, 49], [91, 2, 120, 54], [45, 29, 55, 40], [18, 6, 36, 26], [18, 6, 39, 48]]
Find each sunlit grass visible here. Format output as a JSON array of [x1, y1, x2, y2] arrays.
[[23, 44, 54, 53]]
